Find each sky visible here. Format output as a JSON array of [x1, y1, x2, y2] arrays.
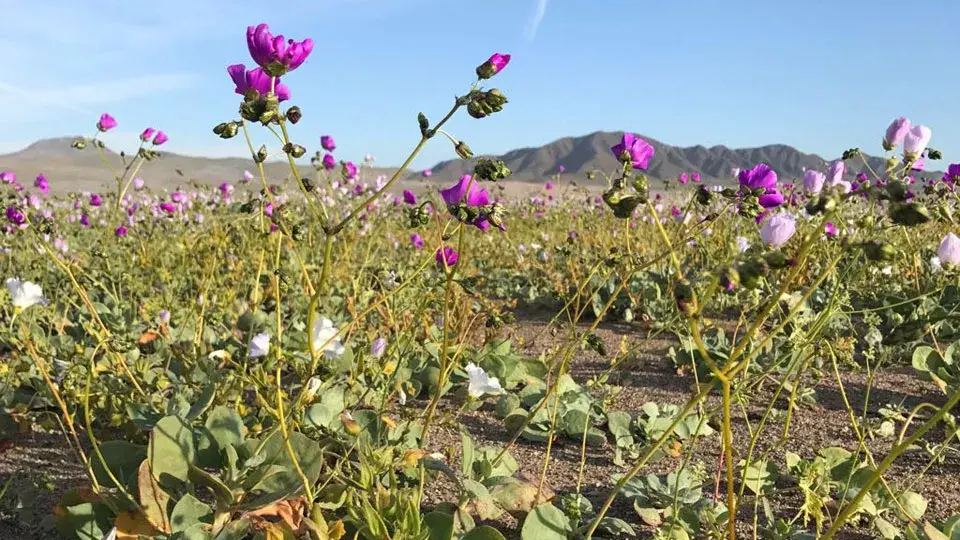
[[1, 0, 959, 171]]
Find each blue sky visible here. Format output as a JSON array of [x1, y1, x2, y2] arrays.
[[2, 0, 959, 170]]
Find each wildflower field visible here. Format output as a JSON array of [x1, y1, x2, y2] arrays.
[[3, 22, 960, 540]]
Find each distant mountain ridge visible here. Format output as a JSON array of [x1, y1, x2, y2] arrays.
[[0, 132, 941, 193]]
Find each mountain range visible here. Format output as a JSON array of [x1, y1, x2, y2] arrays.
[[0, 132, 940, 194]]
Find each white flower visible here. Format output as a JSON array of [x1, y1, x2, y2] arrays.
[[304, 376, 322, 401], [311, 317, 345, 358], [930, 256, 942, 272], [881, 266, 893, 276], [249, 332, 270, 359], [398, 387, 407, 405], [465, 363, 503, 399], [938, 232, 960, 266], [6, 278, 46, 311], [736, 236, 750, 253]]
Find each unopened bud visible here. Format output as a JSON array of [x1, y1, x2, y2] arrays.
[[889, 202, 931, 227], [474, 158, 511, 182], [418, 112, 430, 136], [862, 241, 896, 262], [285, 106, 302, 124], [467, 88, 508, 119], [283, 143, 306, 158], [340, 412, 361, 436], [455, 141, 474, 160], [696, 184, 713, 206], [254, 145, 268, 164], [71, 139, 87, 150]]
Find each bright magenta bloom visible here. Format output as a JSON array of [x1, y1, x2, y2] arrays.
[[441, 175, 490, 207], [476, 53, 511, 79], [140, 128, 156, 142], [738, 164, 784, 208], [246, 23, 314, 76], [322, 153, 336, 170], [228, 64, 290, 101], [152, 131, 168, 146], [97, 113, 117, 132], [436, 246, 459, 267], [34, 174, 49, 194], [342, 161, 358, 180], [321, 135, 336, 151], [403, 190, 417, 205], [611, 133, 654, 170]]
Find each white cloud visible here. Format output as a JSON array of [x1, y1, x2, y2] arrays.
[[523, 0, 549, 41]]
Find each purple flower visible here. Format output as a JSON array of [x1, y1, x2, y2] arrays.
[[477, 53, 511, 79], [115, 225, 128, 237], [545, 181, 554, 190], [97, 113, 117, 132], [422, 169, 432, 178], [679, 173, 689, 184], [402, 190, 417, 205], [942, 163, 960, 187], [738, 164, 783, 208], [903, 125, 932, 160], [160, 202, 177, 213], [152, 131, 168, 146], [827, 160, 845, 184], [370, 337, 387, 358], [440, 175, 490, 207], [219, 182, 234, 196], [883, 117, 911, 151], [760, 213, 796, 248], [856, 172, 869, 183], [34, 174, 49, 194], [171, 191, 186, 203], [246, 23, 314, 76], [322, 153, 336, 170], [824, 222, 837, 237], [411, 233, 424, 250], [80, 214, 90, 227], [227, 64, 291, 101], [89, 193, 103, 207], [558, 165, 566, 173], [0, 171, 15, 184], [320, 135, 336, 151], [133, 177, 145, 190], [436, 246, 459, 267], [5, 206, 25, 225], [140, 128, 156, 142], [692, 172, 701, 183], [803, 171, 825, 194], [342, 161, 357, 180], [611, 133, 654, 170]]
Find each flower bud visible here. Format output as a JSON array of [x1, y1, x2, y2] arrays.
[[255, 145, 268, 164], [467, 89, 508, 119], [474, 158, 511, 182], [418, 112, 430, 136], [632, 174, 649, 202], [455, 141, 474, 160], [719, 267, 740, 292], [696, 184, 713, 206], [476, 53, 511, 80], [340, 412, 361, 436], [286, 106, 302, 124], [71, 139, 87, 150], [602, 188, 643, 219], [283, 143, 306, 158], [862, 241, 896, 262], [738, 259, 767, 289], [304, 376, 322, 402]]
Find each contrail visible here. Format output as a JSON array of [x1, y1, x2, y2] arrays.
[[523, 0, 548, 41]]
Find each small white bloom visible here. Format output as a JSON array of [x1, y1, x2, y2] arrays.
[[736, 236, 750, 253], [881, 266, 893, 276], [465, 363, 503, 399], [304, 376, 322, 401], [5, 278, 46, 311], [311, 317, 345, 358], [398, 387, 407, 405], [249, 332, 270, 359], [930, 256, 942, 272]]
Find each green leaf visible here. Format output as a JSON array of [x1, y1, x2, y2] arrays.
[[92, 440, 146, 487], [424, 511, 454, 540], [462, 525, 507, 540], [898, 491, 928, 521], [150, 415, 196, 485], [520, 504, 572, 540], [53, 502, 113, 540], [171, 493, 213, 533], [186, 383, 217, 421], [303, 386, 346, 429], [462, 479, 501, 520], [205, 406, 245, 451]]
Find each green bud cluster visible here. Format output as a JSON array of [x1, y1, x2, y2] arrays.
[[467, 89, 508, 119], [474, 158, 511, 182]]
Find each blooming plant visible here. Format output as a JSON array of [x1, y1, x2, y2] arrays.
[[1, 21, 959, 540]]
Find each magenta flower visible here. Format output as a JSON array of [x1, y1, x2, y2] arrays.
[[856, 172, 869, 183], [97, 113, 117, 132], [219, 182, 234, 197], [342, 161, 358, 180], [545, 181, 554, 190], [0, 171, 15, 184], [883, 117, 911, 151], [558, 165, 566, 173], [611, 133, 655, 170], [152, 131, 168, 146], [738, 164, 784, 208], [115, 225, 128, 237], [422, 169, 432, 178], [436, 246, 459, 267], [824, 222, 837, 237], [171, 191, 186, 203], [477, 53, 511, 79], [5, 206, 25, 225], [440, 175, 500, 231], [942, 163, 960, 187], [227, 64, 291, 101], [34, 174, 49, 195], [89, 193, 103, 207], [402, 190, 417, 205], [320, 135, 336, 151], [692, 172, 701, 183], [411, 233, 424, 250], [141, 128, 156, 142], [246, 23, 314, 76], [80, 214, 90, 227], [160, 202, 177, 213], [322, 153, 336, 170], [679, 173, 689, 184]]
